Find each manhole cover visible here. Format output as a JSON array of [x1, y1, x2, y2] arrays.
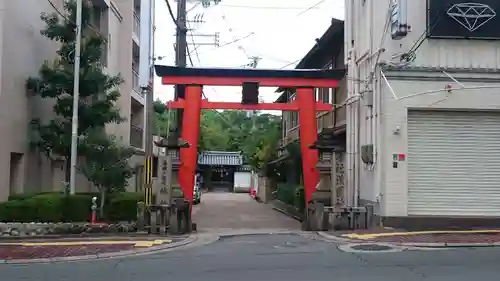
[[338, 243, 405, 253], [351, 244, 393, 251]]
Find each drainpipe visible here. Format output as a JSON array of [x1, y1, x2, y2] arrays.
[[354, 63, 361, 208], [375, 69, 383, 209], [346, 52, 353, 207]]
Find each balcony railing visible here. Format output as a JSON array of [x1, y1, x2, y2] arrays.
[[133, 12, 140, 38], [130, 124, 144, 148], [132, 70, 143, 96]]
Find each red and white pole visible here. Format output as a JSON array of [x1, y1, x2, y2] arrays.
[[91, 197, 97, 224]]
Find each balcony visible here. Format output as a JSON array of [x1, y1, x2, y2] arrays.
[[133, 12, 140, 39], [130, 124, 144, 149], [132, 69, 143, 96]]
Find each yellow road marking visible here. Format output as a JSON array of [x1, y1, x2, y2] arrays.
[[343, 229, 500, 240], [0, 240, 172, 247]]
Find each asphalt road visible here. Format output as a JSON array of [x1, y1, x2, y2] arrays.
[[3, 233, 500, 280]]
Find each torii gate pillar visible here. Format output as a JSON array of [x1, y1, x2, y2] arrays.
[[296, 88, 320, 205]]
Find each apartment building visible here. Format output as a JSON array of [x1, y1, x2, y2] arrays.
[[0, 0, 146, 201], [274, 19, 347, 206], [347, 0, 500, 228]]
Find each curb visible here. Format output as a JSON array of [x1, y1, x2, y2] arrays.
[[317, 231, 500, 248], [0, 235, 198, 264], [199, 228, 300, 237], [0, 234, 184, 242], [272, 207, 302, 221]]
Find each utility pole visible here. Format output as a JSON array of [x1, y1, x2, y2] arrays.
[[174, 0, 188, 135], [173, 0, 221, 134], [69, 0, 83, 195], [139, 0, 155, 205]]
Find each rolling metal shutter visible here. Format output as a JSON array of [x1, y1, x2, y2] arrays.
[[407, 110, 500, 216]]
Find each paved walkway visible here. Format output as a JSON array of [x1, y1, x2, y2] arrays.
[[192, 191, 300, 232], [319, 229, 500, 246], [0, 237, 190, 262]]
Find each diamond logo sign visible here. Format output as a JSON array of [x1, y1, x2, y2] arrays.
[[446, 2, 496, 32]]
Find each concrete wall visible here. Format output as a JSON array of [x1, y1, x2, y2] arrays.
[[0, 0, 145, 201]]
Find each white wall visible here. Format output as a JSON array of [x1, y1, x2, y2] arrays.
[[380, 70, 500, 217]]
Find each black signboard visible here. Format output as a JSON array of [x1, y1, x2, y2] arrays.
[[427, 0, 500, 39]]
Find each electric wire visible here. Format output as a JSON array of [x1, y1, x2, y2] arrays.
[[218, 4, 323, 10], [199, 0, 332, 55], [183, 21, 231, 127], [165, 0, 182, 30], [46, 0, 102, 36], [187, 21, 202, 65], [296, 0, 329, 16], [389, 7, 444, 68], [220, 12, 250, 63]]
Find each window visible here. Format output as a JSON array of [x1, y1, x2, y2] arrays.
[[101, 34, 109, 67]]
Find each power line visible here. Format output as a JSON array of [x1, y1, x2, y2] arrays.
[[296, 0, 329, 16], [218, 4, 322, 10], [279, 59, 301, 69], [46, 0, 102, 36], [197, 0, 330, 56], [220, 13, 248, 59], [165, 0, 182, 29], [196, 32, 255, 55]]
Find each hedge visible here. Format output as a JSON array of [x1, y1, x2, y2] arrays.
[[276, 183, 305, 211], [0, 192, 145, 223], [107, 192, 144, 222]]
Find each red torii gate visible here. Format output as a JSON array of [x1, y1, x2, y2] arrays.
[[154, 65, 344, 213]]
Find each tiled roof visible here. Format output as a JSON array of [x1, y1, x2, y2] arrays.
[[198, 151, 243, 166]]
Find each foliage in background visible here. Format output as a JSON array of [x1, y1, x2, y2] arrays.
[[153, 99, 177, 137], [153, 104, 282, 172], [26, 0, 124, 183]]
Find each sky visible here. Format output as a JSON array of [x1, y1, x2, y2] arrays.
[[152, 0, 345, 107]]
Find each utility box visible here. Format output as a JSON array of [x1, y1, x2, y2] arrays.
[[361, 144, 374, 164]]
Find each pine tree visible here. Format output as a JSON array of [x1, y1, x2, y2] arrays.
[[27, 0, 124, 183]]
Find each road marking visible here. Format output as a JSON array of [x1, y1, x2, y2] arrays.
[[343, 230, 500, 240], [0, 240, 172, 247]]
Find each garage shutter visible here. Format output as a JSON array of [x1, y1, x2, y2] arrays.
[[407, 110, 500, 216]]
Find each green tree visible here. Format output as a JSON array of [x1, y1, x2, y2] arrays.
[[153, 99, 175, 137], [199, 110, 231, 150], [78, 130, 135, 217], [152, 104, 282, 173], [27, 0, 124, 183]]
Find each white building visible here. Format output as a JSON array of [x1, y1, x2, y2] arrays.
[[346, 0, 500, 227]]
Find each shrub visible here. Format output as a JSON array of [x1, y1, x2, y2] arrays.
[[276, 183, 297, 206], [0, 195, 64, 222], [8, 191, 60, 201], [0, 193, 92, 222], [106, 192, 144, 222], [294, 185, 305, 212], [0, 191, 148, 223]]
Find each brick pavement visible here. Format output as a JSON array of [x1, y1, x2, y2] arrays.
[[0, 238, 179, 260], [320, 229, 500, 245]]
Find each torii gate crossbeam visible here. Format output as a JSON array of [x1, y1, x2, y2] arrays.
[[154, 65, 345, 220]]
